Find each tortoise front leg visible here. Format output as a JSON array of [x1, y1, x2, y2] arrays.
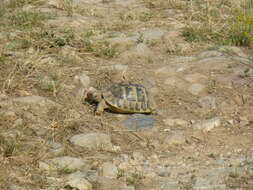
[[95, 99, 108, 115]]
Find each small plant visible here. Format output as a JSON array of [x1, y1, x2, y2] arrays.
[[0, 137, 18, 157], [9, 11, 50, 28]]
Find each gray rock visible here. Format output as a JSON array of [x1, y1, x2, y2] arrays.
[[142, 28, 166, 42], [47, 141, 65, 156], [39, 156, 86, 171], [142, 178, 180, 190], [218, 46, 249, 58], [188, 83, 206, 95], [0, 110, 17, 121], [90, 176, 129, 190], [122, 114, 155, 131], [13, 118, 24, 127], [66, 171, 92, 190], [192, 117, 221, 132], [99, 162, 118, 179], [197, 51, 223, 58], [198, 96, 216, 110], [192, 176, 227, 190], [70, 133, 113, 151], [131, 43, 152, 57], [0, 93, 8, 101]]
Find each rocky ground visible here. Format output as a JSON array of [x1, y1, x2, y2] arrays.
[[0, 0, 253, 190]]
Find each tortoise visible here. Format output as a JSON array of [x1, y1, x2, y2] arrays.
[[84, 83, 156, 115]]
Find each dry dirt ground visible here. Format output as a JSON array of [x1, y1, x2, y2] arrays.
[[0, 0, 252, 190]]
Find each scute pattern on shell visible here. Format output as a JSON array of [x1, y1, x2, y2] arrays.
[[102, 83, 151, 113]]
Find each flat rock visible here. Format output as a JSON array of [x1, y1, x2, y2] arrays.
[[197, 50, 223, 58], [122, 114, 155, 131], [192, 117, 221, 132], [70, 133, 113, 151], [99, 162, 118, 179], [39, 156, 87, 171], [198, 96, 216, 110], [91, 177, 130, 190], [142, 28, 166, 42], [188, 83, 206, 95], [218, 46, 249, 58], [66, 171, 92, 190]]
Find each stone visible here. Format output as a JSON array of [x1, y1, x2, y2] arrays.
[[198, 96, 216, 110], [188, 83, 206, 95], [66, 171, 92, 190], [142, 28, 166, 42], [163, 118, 189, 127], [47, 141, 65, 156], [0, 110, 17, 121], [100, 162, 118, 179], [74, 73, 91, 87], [39, 156, 87, 171], [122, 114, 155, 131], [70, 133, 113, 151], [13, 118, 24, 127], [0, 93, 8, 101], [141, 178, 180, 190], [91, 177, 129, 190], [192, 117, 221, 132], [197, 50, 223, 58], [218, 46, 249, 58]]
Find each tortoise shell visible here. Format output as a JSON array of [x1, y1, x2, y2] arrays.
[[102, 83, 152, 113]]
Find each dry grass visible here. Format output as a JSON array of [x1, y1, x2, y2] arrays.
[[0, 0, 252, 189]]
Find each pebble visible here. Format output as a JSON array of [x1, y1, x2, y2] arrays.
[[39, 156, 87, 171], [142, 28, 166, 42], [192, 117, 221, 132], [70, 133, 113, 151], [188, 83, 206, 95], [198, 96, 216, 110], [66, 171, 92, 190], [99, 162, 118, 179]]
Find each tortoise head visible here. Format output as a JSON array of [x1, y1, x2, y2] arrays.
[[83, 87, 102, 103]]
